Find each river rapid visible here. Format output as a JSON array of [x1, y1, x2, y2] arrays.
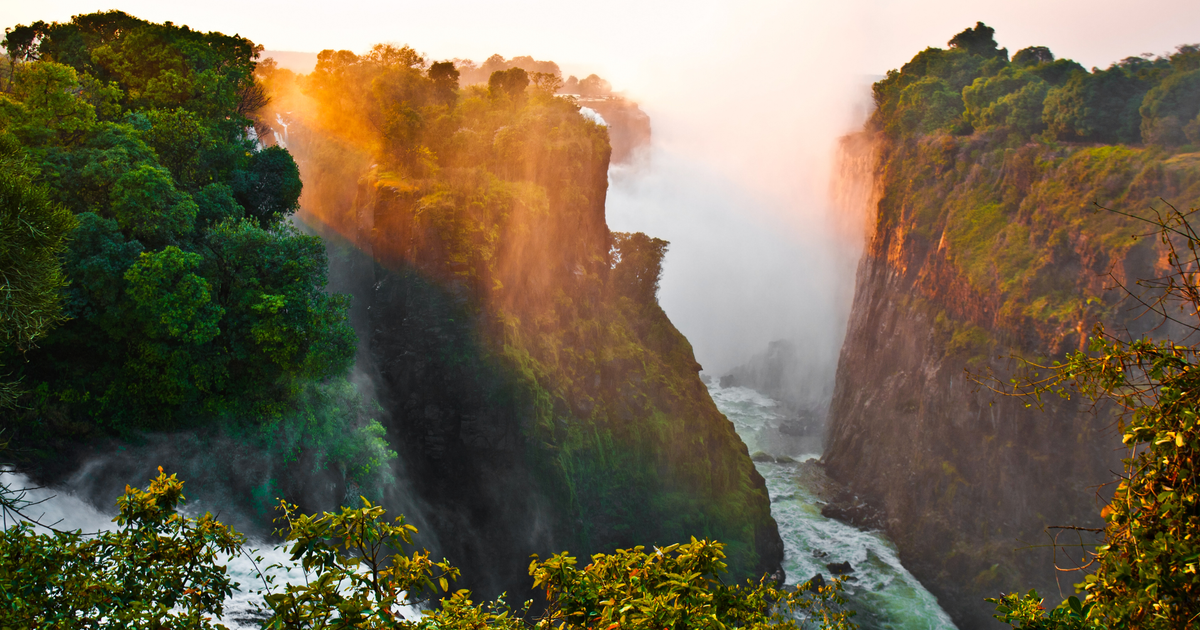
[[708, 382, 958, 630], [5, 382, 956, 629]]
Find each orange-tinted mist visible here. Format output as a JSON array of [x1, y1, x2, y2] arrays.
[[257, 47, 613, 327]]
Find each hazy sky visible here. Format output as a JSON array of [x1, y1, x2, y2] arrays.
[[5, 0, 1199, 371]]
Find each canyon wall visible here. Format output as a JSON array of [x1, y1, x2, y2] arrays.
[[823, 30, 1200, 626], [825, 127, 1200, 628], [271, 55, 782, 601]]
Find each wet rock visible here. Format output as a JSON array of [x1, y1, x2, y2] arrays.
[[803, 573, 826, 591], [820, 493, 887, 531], [826, 561, 853, 575], [750, 451, 775, 463]]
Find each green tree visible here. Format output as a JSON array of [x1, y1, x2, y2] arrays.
[[0, 468, 245, 629], [948, 22, 1007, 59], [962, 66, 1049, 138], [1, 12, 355, 430], [1042, 64, 1150, 144], [263, 495, 854, 630], [1139, 69, 1200, 146], [0, 136, 76, 408], [260, 498, 459, 628], [530, 540, 854, 630], [1013, 46, 1054, 67], [610, 232, 669, 305]]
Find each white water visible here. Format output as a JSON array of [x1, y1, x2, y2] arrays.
[[0, 471, 416, 628], [708, 384, 958, 630]]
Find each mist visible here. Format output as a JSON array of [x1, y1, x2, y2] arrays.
[[605, 147, 859, 375]]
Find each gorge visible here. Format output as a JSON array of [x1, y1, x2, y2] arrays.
[[4, 8, 1200, 630]]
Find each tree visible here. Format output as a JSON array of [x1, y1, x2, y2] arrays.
[[1139, 69, 1200, 146], [488, 67, 529, 100], [1, 12, 355, 429], [0, 468, 245, 628], [259, 498, 459, 628], [528, 71, 563, 95], [985, 202, 1200, 629], [610, 232, 669, 305], [1013, 46, 1054, 67], [948, 22, 1007, 59], [429, 61, 460, 106], [1042, 65, 1149, 144], [1, 471, 854, 630], [577, 74, 611, 97], [530, 540, 854, 630], [0, 136, 75, 408]]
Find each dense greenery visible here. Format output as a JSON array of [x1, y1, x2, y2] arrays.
[[873, 22, 1199, 148], [0, 134, 75, 408], [1, 12, 356, 430], [0, 471, 850, 629], [0, 469, 245, 628], [0, 12, 392, 511]]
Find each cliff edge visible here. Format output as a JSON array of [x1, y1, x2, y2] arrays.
[[824, 25, 1200, 628]]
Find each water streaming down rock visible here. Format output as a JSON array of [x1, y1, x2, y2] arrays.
[[707, 384, 957, 630]]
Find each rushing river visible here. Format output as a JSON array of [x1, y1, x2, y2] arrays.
[[708, 382, 957, 630], [6, 382, 954, 629]]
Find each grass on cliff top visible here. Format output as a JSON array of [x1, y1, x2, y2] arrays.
[[900, 135, 1200, 332]]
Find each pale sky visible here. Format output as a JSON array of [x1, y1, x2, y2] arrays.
[[4, 0, 1198, 371]]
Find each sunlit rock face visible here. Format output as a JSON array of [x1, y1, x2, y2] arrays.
[[821, 127, 1200, 626], [264, 54, 782, 602]]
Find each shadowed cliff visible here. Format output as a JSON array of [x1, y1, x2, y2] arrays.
[[824, 24, 1200, 628], [264, 45, 782, 599]]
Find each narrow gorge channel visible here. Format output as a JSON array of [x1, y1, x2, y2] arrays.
[[708, 382, 956, 630]]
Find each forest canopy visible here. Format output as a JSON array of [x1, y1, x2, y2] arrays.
[[872, 22, 1200, 147], [0, 12, 367, 462]]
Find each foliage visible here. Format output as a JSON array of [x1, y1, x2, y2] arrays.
[[1139, 69, 1200, 147], [488, 67, 529, 100], [610, 231, 669, 304], [988, 203, 1200, 629], [261, 495, 852, 630], [871, 22, 1200, 148], [259, 498, 458, 628], [0, 12, 355, 431], [1042, 64, 1151, 144], [0, 468, 245, 629], [989, 591, 1103, 630], [530, 539, 854, 630], [0, 135, 76, 407], [1, 472, 851, 630], [947, 22, 1007, 60]]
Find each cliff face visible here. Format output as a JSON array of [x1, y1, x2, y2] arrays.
[[824, 128, 1200, 627], [821, 30, 1200, 625], [266, 55, 781, 601]]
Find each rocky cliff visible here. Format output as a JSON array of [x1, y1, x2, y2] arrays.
[[266, 51, 781, 601], [823, 26, 1200, 628]]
